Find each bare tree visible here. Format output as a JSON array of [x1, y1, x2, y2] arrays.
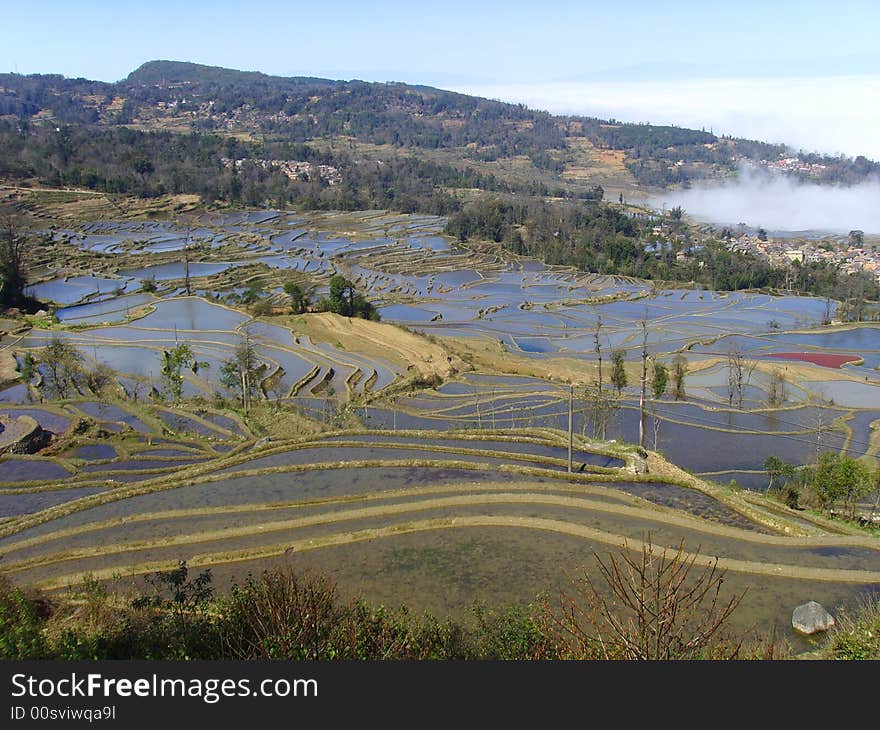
[[220, 332, 263, 416], [37, 336, 82, 399], [265, 369, 288, 409], [539, 539, 745, 660], [813, 410, 829, 463], [652, 407, 662, 450], [581, 384, 617, 441], [766, 368, 786, 408], [672, 355, 687, 401], [726, 351, 737, 408], [180, 221, 194, 296], [593, 312, 603, 392], [726, 348, 743, 409]]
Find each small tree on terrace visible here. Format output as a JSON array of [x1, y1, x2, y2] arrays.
[[610, 349, 627, 395], [648, 361, 669, 450], [671, 355, 687, 401], [764, 455, 796, 491], [811, 452, 875, 518], [160, 343, 203, 403], [0, 212, 29, 308], [37, 336, 82, 399], [319, 275, 379, 320], [651, 362, 668, 400], [220, 334, 263, 416], [284, 282, 310, 314]]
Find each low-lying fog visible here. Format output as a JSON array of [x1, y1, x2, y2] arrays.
[[652, 167, 880, 235]]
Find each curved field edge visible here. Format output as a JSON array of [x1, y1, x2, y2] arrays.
[[0, 427, 846, 540], [6, 489, 880, 574], [22, 516, 880, 593]]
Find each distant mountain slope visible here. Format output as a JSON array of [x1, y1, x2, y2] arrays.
[[124, 60, 337, 88], [2, 61, 877, 307], [1, 59, 878, 190]]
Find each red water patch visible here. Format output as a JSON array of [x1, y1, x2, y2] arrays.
[[766, 352, 862, 368]]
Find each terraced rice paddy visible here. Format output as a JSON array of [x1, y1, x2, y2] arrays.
[[2, 208, 880, 640], [0, 423, 878, 639]]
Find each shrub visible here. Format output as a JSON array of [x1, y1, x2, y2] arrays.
[[469, 603, 549, 659], [219, 569, 348, 660], [0, 575, 49, 659], [827, 600, 880, 660]]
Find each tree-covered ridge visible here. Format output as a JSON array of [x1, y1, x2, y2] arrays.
[[0, 111, 597, 211], [124, 59, 337, 88], [2, 60, 877, 186], [447, 196, 880, 304], [1, 62, 566, 160]]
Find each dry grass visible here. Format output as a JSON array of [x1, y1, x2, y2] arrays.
[[440, 334, 603, 385], [245, 401, 325, 440], [12, 188, 202, 223], [562, 138, 640, 195], [0, 350, 21, 383], [284, 312, 463, 380]]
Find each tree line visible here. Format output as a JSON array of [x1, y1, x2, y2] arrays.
[[446, 197, 880, 302]]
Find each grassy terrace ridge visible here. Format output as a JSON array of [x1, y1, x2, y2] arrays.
[[0, 482, 640, 552], [16, 516, 880, 593], [7, 479, 880, 560], [0, 429, 859, 537], [0, 425, 863, 546], [7, 488, 880, 572]]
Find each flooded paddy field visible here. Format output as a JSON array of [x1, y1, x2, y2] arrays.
[[12, 208, 879, 423], [2, 424, 879, 639], [0, 411, 874, 652], [168, 527, 880, 643], [0, 487, 108, 517], [3, 208, 880, 638], [367, 384, 855, 478]]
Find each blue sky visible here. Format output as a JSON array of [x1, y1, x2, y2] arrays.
[[3, 1, 880, 157], [4, 0, 878, 83]]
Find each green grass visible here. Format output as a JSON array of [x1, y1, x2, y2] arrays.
[[824, 599, 880, 659]]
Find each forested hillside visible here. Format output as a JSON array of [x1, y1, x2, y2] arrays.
[[2, 60, 877, 189], [1, 60, 878, 303]]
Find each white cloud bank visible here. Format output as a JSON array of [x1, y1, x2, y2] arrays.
[[455, 75, 880, 161], [653, 167, 880, 234], [454, 75, 880, 233]]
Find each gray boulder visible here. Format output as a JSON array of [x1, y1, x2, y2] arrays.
[[792, 601, 836, 635]]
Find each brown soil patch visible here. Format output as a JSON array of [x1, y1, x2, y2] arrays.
[[0, 350, 20, 383]]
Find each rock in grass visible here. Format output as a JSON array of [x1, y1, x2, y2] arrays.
[[792, 601, 835, 635]]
